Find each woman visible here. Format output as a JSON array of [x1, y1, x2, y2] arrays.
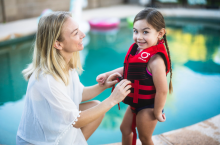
[[16, 11, 131, 145]]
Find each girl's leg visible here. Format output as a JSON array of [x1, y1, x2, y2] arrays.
[[120, 106, 133, 145], [136, 108, 157, 145], [79, 100, 105, 140]]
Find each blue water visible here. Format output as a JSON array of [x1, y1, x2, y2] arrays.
[[0, 19, 220, 145]]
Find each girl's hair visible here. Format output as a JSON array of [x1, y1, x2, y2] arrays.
[[133, 8, 173, 93], [22, 11, 83, 85]]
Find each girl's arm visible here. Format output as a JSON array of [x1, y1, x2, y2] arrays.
[[96, 67, 124, 85], [82, 72, 121, 102], [104, 67, 124, 78], [73, 78, 131, 128], [148, 54, 168, 122]]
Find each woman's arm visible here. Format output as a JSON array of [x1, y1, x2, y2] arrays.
[[82, 72, 121, 102], [81, 84, 107, 102], [148, 54, 168, 122], [73, 79, 131, 128]]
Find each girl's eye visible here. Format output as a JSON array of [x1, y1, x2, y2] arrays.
[[75, 32, 78, 35], [133, 30, 138, 33], [143, 31, 148, 34]]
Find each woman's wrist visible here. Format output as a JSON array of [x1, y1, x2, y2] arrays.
[[97, 83, 108, 90], [107, 95, 117, 107]]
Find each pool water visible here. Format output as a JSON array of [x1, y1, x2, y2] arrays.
[[0, 19, 220, 145]]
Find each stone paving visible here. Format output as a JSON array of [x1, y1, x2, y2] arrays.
[[105, 114, 220, 145]]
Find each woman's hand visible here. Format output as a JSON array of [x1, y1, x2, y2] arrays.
[[109, 79, 131, 105], [104, 73, 122, 88], [154, 112, 166, 122]]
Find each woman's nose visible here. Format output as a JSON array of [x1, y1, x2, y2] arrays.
[[79, 30, 86, 39]]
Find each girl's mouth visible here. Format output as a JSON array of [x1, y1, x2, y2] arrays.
[[137, 42, 146, 46]]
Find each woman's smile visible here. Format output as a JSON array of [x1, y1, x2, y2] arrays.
[[79, 41, 83, 47]]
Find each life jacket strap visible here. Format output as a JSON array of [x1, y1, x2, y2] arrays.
[[133, 80, 139, 103], [127, 93, 155, 99], [131, 83, 155, 90], [124, 62, 128, 79]]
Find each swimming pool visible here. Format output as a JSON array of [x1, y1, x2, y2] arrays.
[[0, 18, 220, 145]]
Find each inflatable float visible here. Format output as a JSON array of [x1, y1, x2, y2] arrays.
[[89, 18, 120, 29]]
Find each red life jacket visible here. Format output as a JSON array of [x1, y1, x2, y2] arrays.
[[123, 41, 170, 108]]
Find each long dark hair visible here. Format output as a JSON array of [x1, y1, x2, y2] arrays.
[[134, 8, 173, 93]]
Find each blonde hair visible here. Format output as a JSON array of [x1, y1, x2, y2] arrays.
[[22, 11, 83, 85]]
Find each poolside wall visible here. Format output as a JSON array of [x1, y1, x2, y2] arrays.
[[0, 0, 3, 22], [87, 0, 124, 9], [0, 0, 124, 23]]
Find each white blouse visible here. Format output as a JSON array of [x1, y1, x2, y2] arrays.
[[17, 69, 88, 145]]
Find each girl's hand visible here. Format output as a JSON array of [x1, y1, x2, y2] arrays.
[[96, 73, 108, 86], [155, 112, 166, 122], [110, 79, 131, 105]]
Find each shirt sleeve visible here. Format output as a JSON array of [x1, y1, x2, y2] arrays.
[[71, 69, 84, 104], [31, 74, 81, 142], [47, 74, 81, 126], [79, 81, 84, 103]]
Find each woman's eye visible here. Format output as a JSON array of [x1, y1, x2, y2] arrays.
[[75, 32, 78, 35], [143, 31, 148, 34]]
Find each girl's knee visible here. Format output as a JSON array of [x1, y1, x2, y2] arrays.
[[139, 135, 153, 145], [120, 123, 132, 135], [91, 100, 105, 119], [100, 113, 105, 119]]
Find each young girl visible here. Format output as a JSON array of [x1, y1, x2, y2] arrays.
[[96, 8, 173, 145]]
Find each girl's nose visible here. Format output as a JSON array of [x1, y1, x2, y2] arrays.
[[137, 33, 143, 39]]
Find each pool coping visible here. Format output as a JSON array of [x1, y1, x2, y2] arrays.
[[104, 114, 220, 145], [0, 4, 220, 44]]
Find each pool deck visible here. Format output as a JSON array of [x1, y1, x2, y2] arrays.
[[105, 114, 220, 145], [0, 4, 220, 145], [0, 4, 220, 42]]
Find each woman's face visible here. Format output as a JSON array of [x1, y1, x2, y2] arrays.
[[61, 17, 85, 53], [133, 19, 159, 50]]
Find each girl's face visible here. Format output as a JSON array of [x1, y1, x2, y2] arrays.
[[133, 19, 161, 50], [60, 17, 86, 53]]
